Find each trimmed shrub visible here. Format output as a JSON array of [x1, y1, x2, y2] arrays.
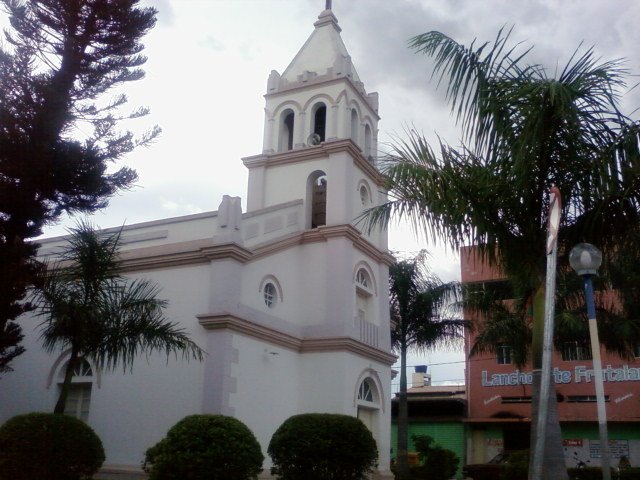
[[567, 466, 606, 480], [498, 450, 528, 480], [268, 413, 378, 480], [620, 467, 640, 480], [0, 412, 105, 480], [410, 435, 459, 480], [143, 414, 263, 480]]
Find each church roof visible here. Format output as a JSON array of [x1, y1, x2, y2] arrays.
[[280, 7, 362, 85]]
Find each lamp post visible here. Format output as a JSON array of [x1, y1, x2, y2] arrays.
[[569, 243, 610, 480]]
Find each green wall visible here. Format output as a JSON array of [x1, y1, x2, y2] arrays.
[[391, 421, 465, 478]]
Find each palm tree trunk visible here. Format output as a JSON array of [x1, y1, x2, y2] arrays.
[[396, 343, 410, 480], [54, 349, 79, 414], [528, 287, 568, 480]]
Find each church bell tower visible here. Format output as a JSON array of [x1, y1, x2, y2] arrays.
[[217, 4, 395, 476]]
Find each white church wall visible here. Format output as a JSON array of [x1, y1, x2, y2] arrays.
[[0, 262, 212, 468], [242, 200, 304, 246], [227, 333, 301, 466], [87, 263, 211, 466], [261, 159, 327, 209], [0, 314, 59, 417], [239, 245, 327, 328], [297, 351, 392, 471]]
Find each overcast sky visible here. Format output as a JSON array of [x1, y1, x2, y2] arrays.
[[27, 0, 640, 387]]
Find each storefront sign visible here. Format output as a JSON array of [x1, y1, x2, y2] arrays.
[[563, 439, 584, 447], [481, 365, 640, 387], [589, 440, 629, 459]]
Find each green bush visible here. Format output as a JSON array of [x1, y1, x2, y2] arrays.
[[268, 413, 378, 480], [620, 467, 640, 480], [567, 466, 639, 480], [409, 435, 459, 480], [499, 450, 528, 480], [0, 412, 105, 480], [567, 466, 605, 480], [143, 414, 263, 480]]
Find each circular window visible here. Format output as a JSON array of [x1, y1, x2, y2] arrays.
[[263, 282, 277, 308]]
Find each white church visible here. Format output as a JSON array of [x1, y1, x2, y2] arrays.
[[0, 5, 395, 478]]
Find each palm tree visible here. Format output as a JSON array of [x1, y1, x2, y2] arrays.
[[390, 252, 467, 480], [32, 222, 205, 414], [365, 28, 640, 479]]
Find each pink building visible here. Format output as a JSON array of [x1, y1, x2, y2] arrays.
[[461, 247, 640, 468]]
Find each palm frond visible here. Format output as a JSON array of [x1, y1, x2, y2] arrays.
[[31, 221, 205, 392]]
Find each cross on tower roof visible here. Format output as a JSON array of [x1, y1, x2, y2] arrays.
[[326, 0, 332, 10]]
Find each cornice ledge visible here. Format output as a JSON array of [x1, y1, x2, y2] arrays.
[[198, 313, 302, 351], [200, 243, 253, 263], [118, 240, 254, 272], [118, 238, 216, 272], [242, 140, 386, 187], [301, 337, 397, 365], [321, 140, 385, 185], [250, 225, 392, 265], [197, 313, 396, 365]]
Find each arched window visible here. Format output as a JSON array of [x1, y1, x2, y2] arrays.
[[264, 282, 277, 307], [312, 103, 327, 142], [307, 171, 327, 229], [358, 379, 375, 402], [364, 124, 373, 161], [278, 109, 295, 152], [356, 267, 373, 293], [355, 267, 374, 323], [350, 108, 359, 144], [356, 376, 381, 444], [57, 358, 94, 421], [358, 182, 371, 206]]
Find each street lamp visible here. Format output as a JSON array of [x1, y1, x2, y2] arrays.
[[569, 243, 610, 480]]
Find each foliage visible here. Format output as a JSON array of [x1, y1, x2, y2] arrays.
[[0, 412, 104, 480], [363, 28, 640, 364], [409, 435, 459, 480], [566, 467, 608, 480], [143, 414, 263, 480], [499, 450, 529, 480], [390, 252, 466, 480], [0, 0, 161, 373], [619, 468, 640, 480], [362, 25, 640, 479], [268, 413, 378, 480], [32, 222, 204, 413]]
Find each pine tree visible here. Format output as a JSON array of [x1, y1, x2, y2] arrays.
[[0, 0, 160, 372]]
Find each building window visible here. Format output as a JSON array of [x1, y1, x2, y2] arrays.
[[350, 108, 359, 144], [359, 183, 371, 206], [355, 267, 374, 323], [307, 171, 327, 229], [496, 345, 513, 365], [65, 384, 92, 421], [58, 358, 94, 422], [358, 379, 374, 402], [278, 109, 295, 152], [501, 396, 532, 404], [263, 282, 277, 308], [561, 341, 592, 361], [356, 269, 371, 290], [364, 124, 372, 161], [312, 103, 326, 142], [465, 280, 514, 300], [567, 395, 610, 403]]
